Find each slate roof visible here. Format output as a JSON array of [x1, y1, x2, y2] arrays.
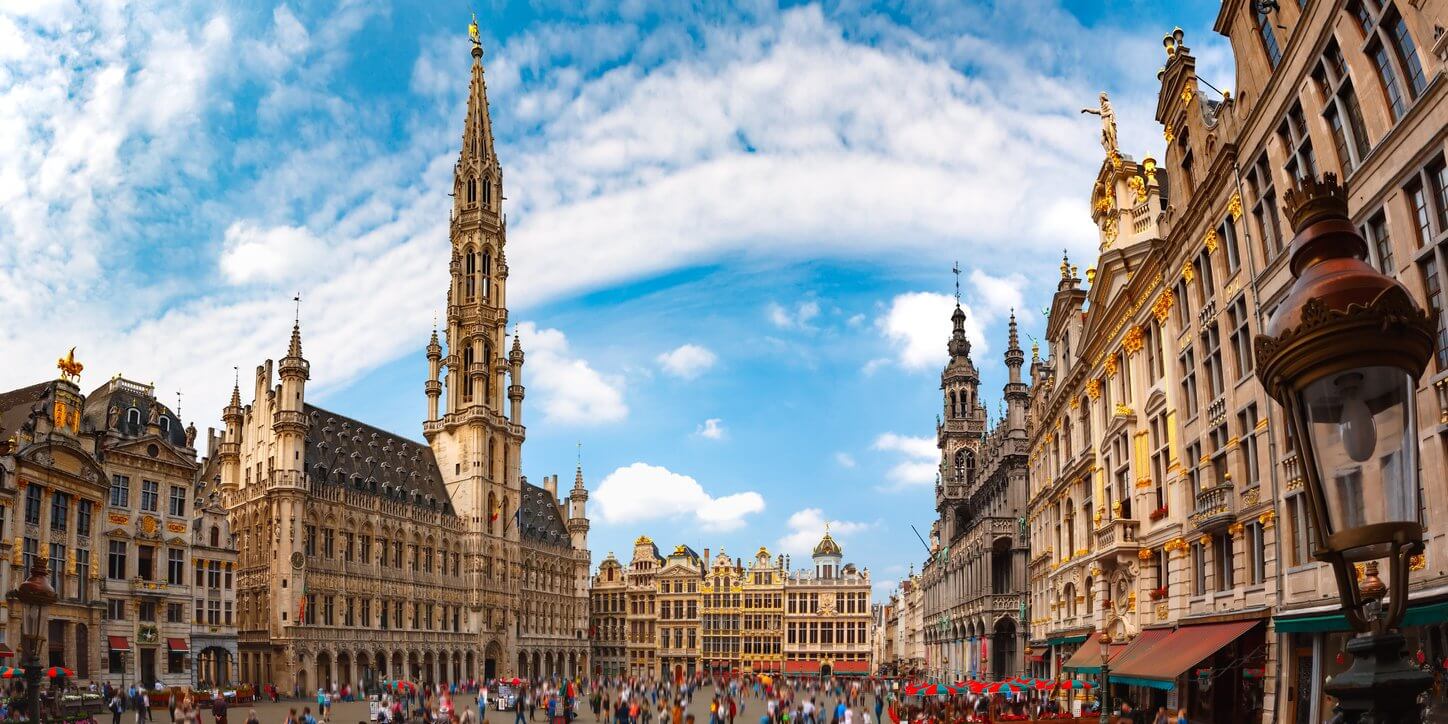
[[303, 404, 453, 514], [0, 381, 51, 440], [82, 380, 189, 448], [519, 480, 570, 548]]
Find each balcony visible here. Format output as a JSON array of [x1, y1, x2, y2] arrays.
[[1094, 518, 1140, 554], [1206, 396, 1227, 427], [1190, 483, 1235, 531], [1198, 298, 1218, 328]]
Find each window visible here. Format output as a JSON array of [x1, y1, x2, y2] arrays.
[[139, 601, 157, 622], [1210, 424, 1231, 489], [1384, 7, 1426, 99], [1192, 541, 1208, 596], [322, 528, 334, 558], [1220, 217, 1241, 274], [168, 548, 184, 585], [1214, 533, 1234, 592], [1353, 0, 1426, 122], [108, 540, 127, 580], [1202, 322, 1225, 400], [107, 599, 125, 620], [1185, 441, 1203, 497], [1363, 211, 1396, 274], [49, 542, 64, 595], [1238, 404, 1263, 489], [208, 599, 222, 625], [49, 491, 70, 531], [1278, 103, 1317, 183], [1144, 322, 1163, 384], [140, 480, 159, 512], [1227, 297, 1253, 380], [167, 603, 184, 623], [1149, 413, 1170, 511], [1315, 40, 1372, 172], [77, 499, 92, 536], [1256, 4, 1281, 67], [1179, 345, 1199, 415], [1172, 278, 1191, 330], [360, 535, 371, 563], [304, 525, 316, 556], [1249, 156, 1283, 258], [1420, 255, 1447, 370], [137, 545, 155, 580], [323, 596, 335, 626], [24, 485, 40, 525], [225, 601, 233, 626], [1287, 493, 1315, 567], [168, 486, 186, 517], [1245, 522, 1267, 585], [75, 550, 89, 599], [207, 561, 221, 589]]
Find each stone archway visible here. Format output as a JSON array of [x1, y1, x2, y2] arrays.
[[423, 651, 435, 684], [531, 651, 540, 680], [991, 616, 1018, 681], [408, 651, 421, 680], [337, 651, 352, 690], [487, 641, 504, 681], [393, 652, 404, 681], [544, 652, 553, 679], [518, 651, 528, 680], [316, 651, 333, 690]]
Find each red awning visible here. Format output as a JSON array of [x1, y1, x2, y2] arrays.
[[784, 660, 821, 674], [0, 643, 12, 659], [108, 636, 130, 652], [1101, 627, 1172, 677], [834, 660, 870, 674], [1027, 653, 1045, 663], [167, 638, 189, 653], [1062, 641, 1127, 671], [1109, 620, 1259, 687]]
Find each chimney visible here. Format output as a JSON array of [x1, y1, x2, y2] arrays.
[[704, 548, 710, 564], [544, 474, 558, 500]]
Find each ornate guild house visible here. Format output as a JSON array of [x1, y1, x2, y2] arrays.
[[217, 37, 590, 692]]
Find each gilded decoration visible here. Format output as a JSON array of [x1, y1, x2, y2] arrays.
[[1180, 86, 1195, 105], [57, 347, 84, 381], [1087, 379, 1101, 400], [1227, 522, 1245, 537], [166, 522, 187, 534], [1410, 553, 1427, 572], [1128, 175, 1146, 204], [1122, 325, 1144, 356], [1114, 403, 1133, 417], [1103, 217, 1119, 245], [1181, 261, 1194, 283], [1258, 509, 1277, 527], [1151, 290, 1174, 323], [1093, 510, 1103, 525], [1199, 534, 1212, 545], [139, 515, 159, 536], [1104, 354, 1119, 379], [1111, 500, 1122, 517], [1204, 229, 1219, 253], [1069, 396, 1080, 410], [108, 513, 129, 525], [1228, 193, 1243, 220], [1242, 487, 1260, 506], [1137, 548, 1155, 561], [1126, 591, 1137, 613], [1156, 603, 1169, 621], [1163, 124, 1174, 143]]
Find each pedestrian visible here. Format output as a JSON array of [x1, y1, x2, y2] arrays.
[[213, 693, 228, 724], [1151, 708, 1168, 724], [110, 690, 125, 724], [245, 710, 260, 724], [1174, 708, 1188, 724]]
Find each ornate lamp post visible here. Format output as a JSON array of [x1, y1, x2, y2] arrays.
[[7, 561, 58, 724], [1255, 173, 1438, 723]]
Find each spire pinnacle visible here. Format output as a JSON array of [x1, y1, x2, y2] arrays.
[[952, 260, 961, 305], [1007, 309, 1021, 352], [1060, 250, 1071, 279], [287, 293, 303, 358], [228, 366, 241, 408]]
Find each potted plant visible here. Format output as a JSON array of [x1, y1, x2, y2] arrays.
[[1148, 586, 1168, 600], [1148, 505, 1168, 522]]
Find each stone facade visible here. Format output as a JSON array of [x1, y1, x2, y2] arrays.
[[591, 535, 870, 679], [873, 572, 924, 677], [216, 41, 590, 694], [0, 372, 237, 690], [1024, 1, 1448, 720], [920, 301, 1032, 682]]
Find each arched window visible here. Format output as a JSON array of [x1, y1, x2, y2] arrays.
[[480, 251, 491, 301], [464, 249, 477, 300], [481, 177, 492, 205], [467, 178, 476, 204], [482, 343, 493, 403], [159, 416, 170, 434], [127, 408, 141, 427], [463, 347, 475, 401]]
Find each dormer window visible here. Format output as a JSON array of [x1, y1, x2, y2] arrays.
[[127, 408, 141, 427], [159, 417, 170, 434]]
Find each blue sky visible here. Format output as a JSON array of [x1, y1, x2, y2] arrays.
[[0, 0, 1232, 598]]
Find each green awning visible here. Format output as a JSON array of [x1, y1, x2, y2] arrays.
[[1273, 601, 1448, 634], [1046, 634, 1089, 646], [1110, 675, 1176, 691]]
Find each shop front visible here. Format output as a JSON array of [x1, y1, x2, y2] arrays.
[[1043, 631, 1089, 681], [1274, 598, 1448, 723], [1107, 619, 1266, 722]]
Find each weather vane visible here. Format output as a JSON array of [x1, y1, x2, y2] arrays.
[[293, 293, 301, 325], [952, 261, 961, 304]]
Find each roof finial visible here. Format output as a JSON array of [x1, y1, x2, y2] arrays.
[[1060, 250, 1071, 279], [952, 261, 961, 304], [176, 391, 183, 417], [468, 13, 483, 58], [294, 292, 301, 325]]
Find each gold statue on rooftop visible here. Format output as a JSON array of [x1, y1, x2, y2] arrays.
[[57, 347, 83, 381]]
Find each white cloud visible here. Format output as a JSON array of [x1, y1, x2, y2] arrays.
[[516, 322, 628, 425], [219, 222, 328, 284], [695, 418, 726, 440], [656, 344, 718, 380], [834, 452, 856, 468], [877, 292, 971, 371], [777, 508, 872, 560], [595, 462, 764, 532], [873, 432, 938, 490], [766, 300, 821, 330]]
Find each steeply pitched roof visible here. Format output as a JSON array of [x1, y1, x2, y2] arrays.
[[519, 480, 570, 548], [0, 381, 52, 439], [303, 404, 453, 514]]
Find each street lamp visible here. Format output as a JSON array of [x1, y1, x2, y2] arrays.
[[1097, 631, 1111, 724], [7, 560, 58, 724], [1255, 173, 1438, 723]]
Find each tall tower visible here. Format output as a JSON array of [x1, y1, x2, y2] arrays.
[[1003, 311, 1028, 437], [428, 36, 522, 526], [936, 281, 986, 541], [568, 463, 589, 551], [273, 321, 311, 632]]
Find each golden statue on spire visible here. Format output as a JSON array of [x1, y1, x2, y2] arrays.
[[57, 347, 83, 381], [468, 13, 480, 47]]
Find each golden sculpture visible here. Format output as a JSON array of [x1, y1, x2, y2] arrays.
[[468, 14, 480, 46], [57, 347, 83, 381], [1228, 193, 1243, 220], [1204, 229, 1219, 253]]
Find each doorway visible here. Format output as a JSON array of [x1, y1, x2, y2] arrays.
[[139, 648, 157, 686]]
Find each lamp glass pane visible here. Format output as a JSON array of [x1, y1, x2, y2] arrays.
[[1301, 365, 1419, 559], [21, 604, 41, 639]]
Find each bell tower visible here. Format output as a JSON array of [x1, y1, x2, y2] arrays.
[[937, 264, 986, 541], [427, 32, 526, 629]]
